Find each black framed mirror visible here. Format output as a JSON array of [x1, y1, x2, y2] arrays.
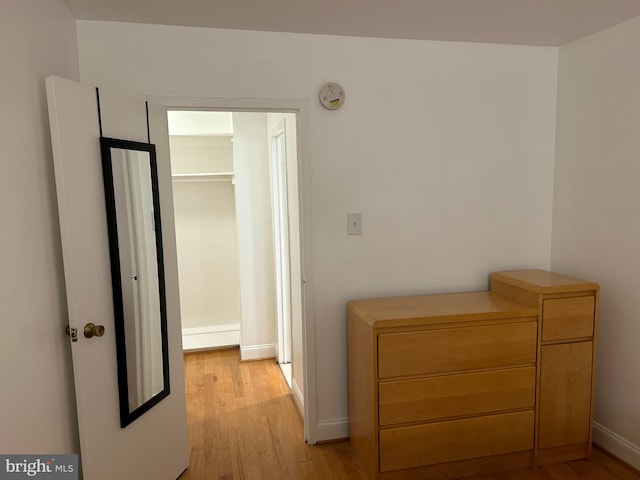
[[100, 137, 170, 428]]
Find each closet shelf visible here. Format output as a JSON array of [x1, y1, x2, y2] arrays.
[[172, 172, 235, 183]]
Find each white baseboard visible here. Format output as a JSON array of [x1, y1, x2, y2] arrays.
[[240, 343, 276, 361], [593, 421, 640, 470], [181, 324, 240, 351], [291, 378, 304, 417], [316, 417, 349, 442]]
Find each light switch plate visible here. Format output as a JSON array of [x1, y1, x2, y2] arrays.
[[347, 213, 362, 235]]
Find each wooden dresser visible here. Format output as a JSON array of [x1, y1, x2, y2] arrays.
[[347, 270, 598, 480]]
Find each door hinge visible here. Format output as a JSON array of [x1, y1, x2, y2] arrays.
[[66, 325, 78, 342]]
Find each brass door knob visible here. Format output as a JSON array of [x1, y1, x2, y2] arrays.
[[84, 322, 105, 339]]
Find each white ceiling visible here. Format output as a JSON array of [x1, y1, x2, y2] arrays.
[[61, 0, 640, 47]]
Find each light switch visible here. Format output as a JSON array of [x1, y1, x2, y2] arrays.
[[347, 213, 362, 235]]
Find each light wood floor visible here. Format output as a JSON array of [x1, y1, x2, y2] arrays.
[[178, 348, 640, 480]]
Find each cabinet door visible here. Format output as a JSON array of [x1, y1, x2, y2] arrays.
[[539, 342, 593, 448]]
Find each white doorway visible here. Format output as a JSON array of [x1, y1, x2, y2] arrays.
[[166, 109, 305, 414], [151, 95, 316, 444]]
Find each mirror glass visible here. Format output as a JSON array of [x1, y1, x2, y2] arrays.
[[100, 137, 170, 428]]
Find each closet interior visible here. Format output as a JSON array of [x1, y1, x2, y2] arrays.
[[168, 111, 242, 351]]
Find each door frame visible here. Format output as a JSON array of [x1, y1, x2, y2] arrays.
[[148, 95, 317, 443]]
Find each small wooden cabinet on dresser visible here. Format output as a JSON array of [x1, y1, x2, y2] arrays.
[[347, 270, 598, 480], [490, 270, 599, 467]]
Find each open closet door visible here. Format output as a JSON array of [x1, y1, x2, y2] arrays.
[[46, 76, 189, 480]]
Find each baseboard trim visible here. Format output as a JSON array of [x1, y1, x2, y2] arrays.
[[316, 417, 349, 443], [240, 343, 276, 361], [593, 421, 640, 470], [182, 324, 240, 351], [291, 378, 304, 417]]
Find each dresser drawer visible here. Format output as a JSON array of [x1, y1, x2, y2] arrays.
[[378, 366, 535, 426], [542, 296, 594, 341], [379, 410, 534, 472], [377, 321, 537, 379]]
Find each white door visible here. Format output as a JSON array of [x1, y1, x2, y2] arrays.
[[269, 120, 292, 365], [46, 76, 189, 480]]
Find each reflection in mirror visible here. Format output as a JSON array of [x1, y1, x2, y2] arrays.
[[100, 137, 170, 428]]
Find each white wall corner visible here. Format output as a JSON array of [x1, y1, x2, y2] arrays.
[[316, 417, 349, 442], [240, 343, 277, 361], [593, 422, 640, 471]]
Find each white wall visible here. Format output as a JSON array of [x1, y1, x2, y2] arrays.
[[0, 0, 80, 453], [170, 135, 234, 174], [172, 181, 241, 329], [552, 16, 640, 468], [233, 113, 278, 359], [170, 136, 242, 330], [76, 21, 559, 438]]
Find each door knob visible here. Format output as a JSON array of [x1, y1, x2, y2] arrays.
[[84, 322, 105, 339]]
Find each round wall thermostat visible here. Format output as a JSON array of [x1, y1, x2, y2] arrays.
[[319, 82, 345, 110]]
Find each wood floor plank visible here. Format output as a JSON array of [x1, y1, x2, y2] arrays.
[[568, 459, 621, 479], [543, 462, 587, 480], [590, 448, 640, 480], [299, 460, 322, 480], [181, 349, 364, 480], [179, 349, 638, 480], [492, 467, 555, 480]]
